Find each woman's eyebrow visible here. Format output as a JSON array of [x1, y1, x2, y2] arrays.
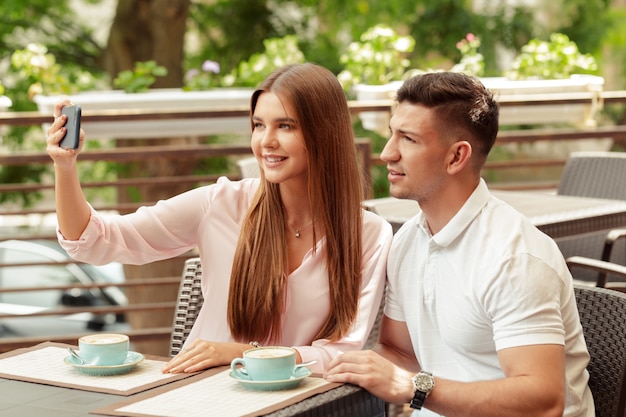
[[277, 117, 298, 124], [252, 115, 298, 124]]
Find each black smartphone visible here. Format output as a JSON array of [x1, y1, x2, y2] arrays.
[[60, 105, 81, 149]]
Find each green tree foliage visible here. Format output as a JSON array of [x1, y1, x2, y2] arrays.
[[1, 0, 105, 111], [551, 0, 613, 54], [1, 0, 625, 206], [405, 1, 536, 76], [113, 60, 168, 93], [186, 0, 275, 78], [185, 0, 435, 78], [0, 0, 103, 72], [1, 0, 620, 95]]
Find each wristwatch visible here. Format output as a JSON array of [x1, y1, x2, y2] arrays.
[[410, 371, 435, 410]]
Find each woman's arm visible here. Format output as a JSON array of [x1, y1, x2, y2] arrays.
[[46, 100, 91, 240]]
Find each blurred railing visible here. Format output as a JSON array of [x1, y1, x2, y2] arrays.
[[1, 93, 626, 354]]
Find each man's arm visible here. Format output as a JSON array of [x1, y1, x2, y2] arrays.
[[326, 315, 566, 417], [424, 344, 565, 417]]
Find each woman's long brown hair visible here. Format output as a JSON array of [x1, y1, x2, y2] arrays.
[[227, 63, 364, 344]]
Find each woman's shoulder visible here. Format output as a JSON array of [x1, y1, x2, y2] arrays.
[[362, 208, 393, 236], [200, 176, 260, 200], [181, 177, 259, 214], [214, 176, 259, 191]]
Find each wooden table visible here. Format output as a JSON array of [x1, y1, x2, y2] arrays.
[[363, 190, 626, 239]]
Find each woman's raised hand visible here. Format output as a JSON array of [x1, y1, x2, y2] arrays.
[[46, 99, 85, 167]]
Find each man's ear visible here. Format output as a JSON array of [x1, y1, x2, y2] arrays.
[[446, 140, 472, 175]]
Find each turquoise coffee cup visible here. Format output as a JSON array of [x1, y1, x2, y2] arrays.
[[78, 333, 129, 366], [230, 346, 296, 381]]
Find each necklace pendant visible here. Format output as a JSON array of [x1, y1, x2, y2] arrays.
[[295, 230, 300, 238]]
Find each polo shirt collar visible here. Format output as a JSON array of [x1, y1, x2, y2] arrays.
[[418, 179, 490, 247]]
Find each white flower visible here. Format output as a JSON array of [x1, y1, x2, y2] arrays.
[[394, 37, 413, 53], [29, 55, 49, 69]]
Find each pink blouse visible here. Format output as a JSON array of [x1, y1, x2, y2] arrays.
[[59, 177, 393, 371]]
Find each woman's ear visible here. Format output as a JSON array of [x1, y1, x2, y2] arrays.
[[446, 140, 472, 175]]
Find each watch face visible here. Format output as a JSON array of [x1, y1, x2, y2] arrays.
[[414, 373, 435, 391]]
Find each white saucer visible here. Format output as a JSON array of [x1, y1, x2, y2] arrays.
[[230, 367, 312, 391], [64, 351, 144, 376]]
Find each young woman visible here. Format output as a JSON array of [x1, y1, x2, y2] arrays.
[[46, 63, 393, 374]]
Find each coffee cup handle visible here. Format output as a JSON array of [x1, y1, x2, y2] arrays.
[[230, 358, 250, 380]]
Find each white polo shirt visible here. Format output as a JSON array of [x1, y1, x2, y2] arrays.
[[386, 179, 594, 417]]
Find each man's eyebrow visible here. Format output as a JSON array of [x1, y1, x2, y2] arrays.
[[396, 128, 416, 136]]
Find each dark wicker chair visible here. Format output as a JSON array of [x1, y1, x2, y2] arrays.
[[557, 151, 626, 283], [574, 284, 626, 417], [169, 257, 385, 417]]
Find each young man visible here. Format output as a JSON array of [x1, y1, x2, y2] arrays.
[[325, 72, 594, 417]]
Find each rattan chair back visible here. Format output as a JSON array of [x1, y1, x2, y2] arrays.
[[557, 152, 626, 200], [557, 152, 626, 283], [170, 257, 204, 357], [575, 284, 626, 417]]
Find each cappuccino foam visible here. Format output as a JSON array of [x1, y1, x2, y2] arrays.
[[80, 334, 128, 344], [246, 348, 293, 359]]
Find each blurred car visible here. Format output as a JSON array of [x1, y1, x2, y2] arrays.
[[0, 239, 128, 338]]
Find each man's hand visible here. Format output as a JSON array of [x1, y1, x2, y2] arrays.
[[324, 350, 415, 404]]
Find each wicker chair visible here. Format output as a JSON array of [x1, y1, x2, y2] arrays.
[[170, 257, 204, 357], [169, 257, 386, 417], [557, 152, 626, 199], [556, 151, 626, 283], [574, 284, 626, 417], [568, 256, 626, 291]]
